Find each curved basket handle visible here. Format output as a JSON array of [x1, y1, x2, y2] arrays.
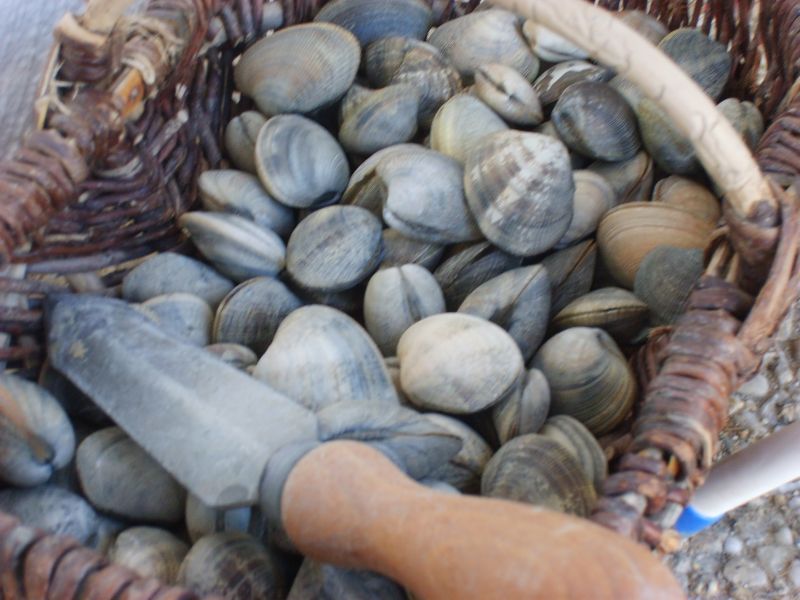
[[496, 0, 776, 220]]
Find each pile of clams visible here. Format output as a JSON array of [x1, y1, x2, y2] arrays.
[[0, 1, 754, 597]]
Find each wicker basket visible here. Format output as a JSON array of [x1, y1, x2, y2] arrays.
[[0, 0, 798, 597]]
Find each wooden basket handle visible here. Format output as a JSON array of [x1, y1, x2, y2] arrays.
[[496, 0, 776, 220]]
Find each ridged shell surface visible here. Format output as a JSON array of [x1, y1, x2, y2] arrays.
[[314, 0, 433, 46]]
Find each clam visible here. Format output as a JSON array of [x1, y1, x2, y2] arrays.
[[286, 205, 382, 292], [618, 10, 669, 45], [552, 81, 641, 162], [0, 374, 75, 487], [0, 485, 100, 545], [224, 112, 267, 174], [213, 277, 303, 354], [179, 533, 287, 600], [481, 434, 596, 517], [634, 246, 705, 325], [587, 151, 654, 205], [425, 413, 492, 493], [377, 146, 482, 244], [533, 60, 613, 108], [492, 368, 551, 445], [364, 265, 446, 356], [180, 212, 286, 282], [141, 293, 213, 347], [108, 527, 189, 584], [458, 265, 550, 361], [253, 305, 398, 411], [434, 241, 523, 310], [532, 327, 636, 435], [540, 415, 607, 489], [339, 84, 421, 155], [204, 343, 259, 371], [380, 229, 445, 270], [534, 120, 589, 169], [596, 202, 714, 288], [316, 402, 462, 480], [197, 170, 295, 238], [288, 559, 405, 600], [430, 94, 508, 164], [255, 114, 350, 209], [464, 130, 575, 257], [185, 493, 252, 543], [523, 21, 589, 63], [541, 239, 597, 315], [314, 0, 432, 46], [474, 63, 543, 126], [365, 37, 461, 127], [38, 360, 108, 425], [397, 313, 524, 414], [384, 357, 411, 406], [556, 170, 615, 248], [343, 143, 421, 215], [295, 284, 365, 318], [652, 175, 721, 223], [122, 252, 234, 307], [659, 28, 731, 100], [428, 9, 540, 80], [552, 287, 649, 343], [234, 23, 360, 115], [76, 427, 186, 523], [718, 98, 764, 151]]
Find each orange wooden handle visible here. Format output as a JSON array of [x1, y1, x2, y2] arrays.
[[282, 441, 684, 600]]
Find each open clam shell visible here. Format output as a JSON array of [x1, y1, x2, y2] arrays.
[[224, 111, 267, 174], [255, 114, 350, 209], [197, 170, 295, 238], [481, 434, 596, 517], [464, 130, 574, 257], [474, 63, 543, 126], [234, 22, 360, 115], [253, 305, 399, 411], [458, 265, 551, 361], [364, 265, 446, 356], [428, 9, 539, 80], [397, 313, 524, 414], [286, 205, 383, 293], [314, 0, 432, 46], [213, 277, 303, 355], [532, 327, 636, 436], [179, 212, 286, 283]]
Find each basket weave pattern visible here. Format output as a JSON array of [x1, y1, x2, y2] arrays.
[[0, 0, 798, 597]]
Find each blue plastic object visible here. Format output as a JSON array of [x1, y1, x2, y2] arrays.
[[675, 505, 723, 536]]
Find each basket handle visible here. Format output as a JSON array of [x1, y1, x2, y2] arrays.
[[497, 0, 776, 221]]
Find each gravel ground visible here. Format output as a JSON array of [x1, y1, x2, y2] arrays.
[[665, 302, 800, 599]]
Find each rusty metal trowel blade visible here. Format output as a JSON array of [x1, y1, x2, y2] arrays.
[[47, 295, 318, 509]]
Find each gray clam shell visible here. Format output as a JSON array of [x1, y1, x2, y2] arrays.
[[363, 265, 446, 356], [198, 169, 295, 238], [397, 313, 524, 414], [204, 344, 259, 371], [224, 112, 267, 174], [634, 246, 704, 325], [180, 212, 286, 283], [587, 151, 654, 205], [179, 533, 288, 600], [288, 559, 405, 600], [458, 265, 551, 361], [343, 143, 421, 216], [122, 252, 234, 308], [0, 374, 75, 487], [141, 293, 213, 347], [474, 63, 543, 126], [339, 84, 420, 155], [314, 0, 433, 47], [556, 170, 615, 248], [185, 493, 252, 543], [659, 28, 731, 101], [428, 9, 539, 80], [286, 205, 383, 292], [492, 368, 551, 445], [523, 21, 589, 63], [540, 415, 607, 490], [213, 277, 303, 355], [380, 229, 445, 270], [718, 98, 764, 151], [464, 130, 575, 257], [552, 287, 649, 343], [253, 305, 399, 411], [533, 60, 613, 107], [234, 23, 360, 115], [0, 485, 100, 545], [618, 10, 669, 45], [429, 94, 508, 165], [109, 526, 189, 584], [424, 413, 492, 493], [540, 239, 597, 315], [77, 427, 187, 523], [255, 114, 350, 209]]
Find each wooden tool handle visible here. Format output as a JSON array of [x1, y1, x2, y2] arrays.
[[494, 0, 774, 219], [282, 441, 684, 600]]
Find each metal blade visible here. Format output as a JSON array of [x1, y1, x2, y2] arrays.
[[47, 295, 318, 509]]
